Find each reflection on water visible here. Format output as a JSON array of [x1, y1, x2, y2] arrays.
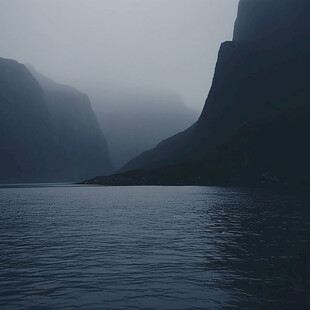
[[0, 185, 309, 309]]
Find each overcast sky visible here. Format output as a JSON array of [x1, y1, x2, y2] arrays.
[[0, 0, 238, 111]]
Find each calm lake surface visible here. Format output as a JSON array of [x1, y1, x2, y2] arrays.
[[0, 185, 309, 309]]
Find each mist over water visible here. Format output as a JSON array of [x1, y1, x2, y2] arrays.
[[0, 0, 238, 111]]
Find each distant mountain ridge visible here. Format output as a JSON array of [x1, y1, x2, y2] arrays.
[[85, 0, 310, 188], [92, 89, 198, 168], [0, 58, 113, 183]]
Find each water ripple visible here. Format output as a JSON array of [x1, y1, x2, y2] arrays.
[[0, 186, 309, 309]]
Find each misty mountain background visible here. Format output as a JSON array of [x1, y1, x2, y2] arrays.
[[29, 63, 199, 171], [0, 0, 240, 182], [0, 0, 238, 112], [92, 89, 198, 168]]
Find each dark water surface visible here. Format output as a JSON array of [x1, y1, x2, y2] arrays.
[[0, 185, 309, 309]]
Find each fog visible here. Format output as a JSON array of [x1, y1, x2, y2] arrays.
[[0, 0, 238, 111]]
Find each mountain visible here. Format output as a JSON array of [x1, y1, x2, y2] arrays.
[[28, 66, 114, 180], [233, 0, 310, 46], [0, 59, 113, 183], [85, 0, 310, 188], [92, 89, 198, 168], [0, 58, 55, 183], [84, 105, 310, 188]]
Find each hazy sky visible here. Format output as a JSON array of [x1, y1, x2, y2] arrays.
[[0, 0, 238, 111]]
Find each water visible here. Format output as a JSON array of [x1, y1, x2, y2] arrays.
[[0, 185, 309, 310]]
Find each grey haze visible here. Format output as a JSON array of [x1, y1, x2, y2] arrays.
[[0, 0, 238, 111]]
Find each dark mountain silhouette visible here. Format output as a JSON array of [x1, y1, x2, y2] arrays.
[[28, 66, 114, 180], [0, 58, 55, 183], [233, 0, 310, 46], [0, 59, 113, 183], [92, 89, 198, 169], [85, 0, 310, 188], [84, 105, 310, 187]]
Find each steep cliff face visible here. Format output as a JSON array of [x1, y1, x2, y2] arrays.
[[29, 67, 114, 180], [0, 59, 113, 183], [0, 58, 55, 182], [120, 0, 310, 175], [233, 0, 310, 47]]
